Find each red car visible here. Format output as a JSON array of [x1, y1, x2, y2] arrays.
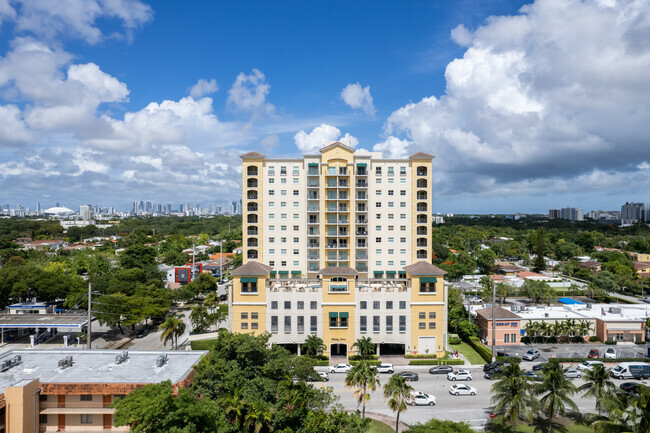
[[588, 349, 600, 359]]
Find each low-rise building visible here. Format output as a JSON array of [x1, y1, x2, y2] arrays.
[[475, 307, 522, 346]]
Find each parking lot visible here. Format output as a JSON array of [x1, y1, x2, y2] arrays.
[[493, 343, 648, 360]]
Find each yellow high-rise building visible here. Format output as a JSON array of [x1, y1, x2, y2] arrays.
[[232, 141, 447, 358]]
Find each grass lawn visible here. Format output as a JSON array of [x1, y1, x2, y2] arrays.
[[368, 419, 394, 433], [451, 341, 485, 365], [488, 415, 594, 433]]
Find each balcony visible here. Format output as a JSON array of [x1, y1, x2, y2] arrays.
[[356, 181, 367, 188]]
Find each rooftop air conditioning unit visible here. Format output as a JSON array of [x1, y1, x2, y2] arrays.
[[586, 303, 592, 309], [0, 360, 13, 372], [115, 351, 129, 365], [544, 313, 549, 317], [12, 355, 21, 365], [156, 354, 168, 368], [58, 355, 74, 369]]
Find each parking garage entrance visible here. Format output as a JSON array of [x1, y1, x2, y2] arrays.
[[378, 343, 405, 355], [330, 343, 347, 357]]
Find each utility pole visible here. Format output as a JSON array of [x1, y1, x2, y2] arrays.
[[491, 278, 496, 362], [220, 241, 223, 283], [87, 282, 92, 350]]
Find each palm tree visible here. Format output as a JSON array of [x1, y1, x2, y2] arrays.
[[353, 336, 376, 359], [159, 314, 186, 350], [301, 334, 325, 357], [534, 361, 579, 433], [490, 363, 536, 433], [190, 304, 209, 333], [203, 291, 220, 313], [594, 384, 650, 433], [578, 364, 615, 415], [243, 402, 273, 433], [345, 360, 380, 419], [383, 374, 413, 433], [221, 390, 250, 431], [578, 320, 592, 341], [496, 282, 510, 305]]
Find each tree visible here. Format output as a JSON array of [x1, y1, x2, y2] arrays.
[[532, 228, 547, 273], [159, 314, 186, 350], [119, 244, 157, 269], [496, 282, 510, 305], [408, 419, 475, 433], [302, 334, 325, 357], [345, 360, 380, 419], [534, 361, 579, 433], [457, 320, 479, 341], [184, 273, 218, 299], [190, 304, 211, 333], [476, 248, 497, 274], [594, 384, 650, 433], [577, 364, 615, 415], [353, 336, 376, 358], [383, 374, 413, 433], [490, 363, 536, 433]]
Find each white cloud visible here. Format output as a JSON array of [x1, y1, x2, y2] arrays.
[[385, 0, 650, 200], [373, 136, 411, 159], [0, 0, 16, 26], [189, 78, 218, 98], [0, 104, 34, 146], [293, 123, 359, 154], [227, 68, 274, 115], [341, 82, 375, 116]]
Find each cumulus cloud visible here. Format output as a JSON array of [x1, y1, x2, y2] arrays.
[[341, 82, 375, 116], [385, 0, 650, 203], [189, 78, 218, 98], [294, 123, 358, 154], [227, 68, 274, 115], [373, 136, 411, 159]]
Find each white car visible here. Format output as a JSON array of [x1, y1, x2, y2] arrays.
[[328, 363, 352, 373], [409, 392, 436, 406], [449, 384, 477, 396], [576, 360, 605, 371], [564, 368, 582, 378], [604, 348, 617, 359], [447, 370, 473, 381], [376, 363, 394, 374], [318, 372, 329, 381], [523, 349, 540, 361]]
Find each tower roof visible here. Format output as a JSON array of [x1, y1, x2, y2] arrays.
[[403, 261, 447, 276], [231, 261, 273, 276], [319, 141, 355, 153], [240, 151, 266, 159], [408, 152, 435, 160]]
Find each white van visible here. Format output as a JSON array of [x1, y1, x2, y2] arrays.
[[610, 362, 650, 379]]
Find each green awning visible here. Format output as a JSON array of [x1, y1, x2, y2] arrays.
[[291, 271, 301, 276], [356, 163, 367, 167], [339, 312, 349, 318], [386, 271, 396, 275], [328, 312, 338, 318], [398, 271, 406, 278], [308, 163, 319, 167], [420, 277, 438, 283], [373, 271, 383, 277], [269, 271, 276, 277], [240, 277, 258, 283]]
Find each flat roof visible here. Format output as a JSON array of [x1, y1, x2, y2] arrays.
[[0, 349, 207, 394], [0, 314, 88, 329]]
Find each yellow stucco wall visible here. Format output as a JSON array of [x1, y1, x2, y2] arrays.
[[409, 159, 432, 264], [408, 276, 445, 356], [242, 159, 264, 265], [231, 276, 268, 335]]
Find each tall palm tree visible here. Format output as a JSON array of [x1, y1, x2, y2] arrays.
[[594, 384, 650, 433], [203, 291, 220, 313], [301, 334, 325, 357], [345, 360, 380, 419], [243, 402, 273, 433], [534, 361, 579, 433], [190, 304, 209, 333], [159, 314, 186, 349], [578, 320, 592, 341], [383, 374, 413, 433], [221, 389, 250, 431], [353, 336, 376, 359], [578, 364, 615, 415], [490, 363, 537, 433]]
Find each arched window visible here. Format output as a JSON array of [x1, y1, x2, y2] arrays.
[[247, 191, 258, 200], [417, 215, 427, 224], [247, 179, 258, 188], [247, 238, 258, 247], [416, 226, 427, 235], [417, 191, 427, 200], [416, 166, 427, 176], [331, 277, 348, 282], [247, 214, 258, 223], [416, 238, 428, 247], [417, 203, 427, 212], [247, 203, 258, 212], [247, 249, 258, 259], [247, 166, 258, 176], [416, 249, 427, 259], [417, 179, 427, 188], [247, 226, 258, 235]]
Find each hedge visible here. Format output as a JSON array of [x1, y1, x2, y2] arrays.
[[350, 360, 381, 366], [409, 359, 465, 366], [497, 356, 521, 363], [349, 355, 379, 361], [605, 340, 617, 345], [404, 354, 438, 359], [468, 336, 492, 363], [635, 341, 647, 345], [309, 360, 330, 366], [449, 337, 462, 345], [589, 336, 600, 342]]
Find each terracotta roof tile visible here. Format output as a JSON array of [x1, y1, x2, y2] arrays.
[[318, 266, 358, 276], [239, 151, 266, 159], [403, 261, 447, 276], [408, 152, 435, 160], [231, 261, 273, 276], [476, 307, 521, 320]]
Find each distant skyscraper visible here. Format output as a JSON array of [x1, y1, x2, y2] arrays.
[[549, 209, 560, 219], [621, 202, 648, 224], [36, 202, 41, 213], [560, 206, 583, 221], [79, 205, 93, 220]]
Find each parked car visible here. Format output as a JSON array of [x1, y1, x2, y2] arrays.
[[484, 367, 503, 380], [376, 363, 395, 373], [395, 371, 419, 381], [523, 371, 543, 381], [317, 372, 329, 382], [564, 368, 582, 379], [643, 296, 650, 304], [135, 328, 148, 338], [532, 363, 547, 371], [604, 348, 617, 359], [448, 370, 473, 381], [449, 384, 477, 396], [610, 362, 650, 380], [523, 349, 540, 361], [329, 363, 352, 373], [619, 382, 639, 396], [588, 349, 600, 359], [409, 392, 437, 406], [576, 360, 605, 371], [429, 365, 454, 375], [483, 361, 505, 372]]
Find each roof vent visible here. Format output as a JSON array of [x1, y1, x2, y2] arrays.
[[155, 354, 168, 368], [115, 351, 129, 365], [58, 355, 74, 369]]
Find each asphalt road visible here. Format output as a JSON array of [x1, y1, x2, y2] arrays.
[[314, 365, 643, 428], [494, 343, 648, 360]]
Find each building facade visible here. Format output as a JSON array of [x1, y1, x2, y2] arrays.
[[241, 142, 433, 278]]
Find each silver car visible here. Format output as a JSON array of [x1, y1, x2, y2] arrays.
[[564, 368, 582, 378], [449, 384, 477, 396]]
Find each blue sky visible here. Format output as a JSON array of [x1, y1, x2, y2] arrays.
[[0, 0, 649, 214]]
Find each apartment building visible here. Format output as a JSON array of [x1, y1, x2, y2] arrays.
[[241, 141, 433, 277], [0, 350, 206, 433], [232, 142, 446, 358]]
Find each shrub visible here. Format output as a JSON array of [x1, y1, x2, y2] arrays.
[[409, 359, 465, 366], [310, 360, 330, 366], [449, 337, 462, 345], [307, 354, 329, 361], [635, 340, 646, 345], [348, 354, 379, 361], [404, 354, 437, 359], [468, 336, 492, 363], [497, 356, 521, 363], [605, 340, 617, 345], [350, 359, 381, 366], [589, 336, 600, 342], [570, 336, 585, 343], [520, 336, 530, 344]]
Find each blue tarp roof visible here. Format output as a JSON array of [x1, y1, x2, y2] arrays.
[[558, 297, 584, 305]]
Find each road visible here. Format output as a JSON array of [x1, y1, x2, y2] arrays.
[[493, 343, 648, 360], [315, 365, 644, 428]]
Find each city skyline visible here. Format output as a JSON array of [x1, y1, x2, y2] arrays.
[[0, 1, 650, 213]]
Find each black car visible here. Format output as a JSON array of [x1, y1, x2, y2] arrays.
[[484, 367, 503, 380], [395, 371, 419, 381], [135, 328, 148, 338], [620, 382, 639, 396], [429, 365, 454, 375], [532, 363, 547, 371], [483, 361, 504, 372]]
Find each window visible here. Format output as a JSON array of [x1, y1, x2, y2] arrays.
[[511, 333, 517, 343], [241, 280, 258, 293], [400, 249, 406, 254], [269, 190, 275, 196], [373, 316, 380, 332], [400, 167, 406, 176], [241, 322, 249, 330], [241, 312, 248, 320], [428, 322, 436, 329], [293, 167, 299, 176], [293, 260, 299, 266], [429, 312, 436, 319], [297, 316, 305, 333], [400, 202, 406, 208], [376, 202, 381, 208], [400, 237, 406, 243], [280, 225, 286, 231], [360, 301, 367, 310], [376, 167, 382, 175], [376, 213, 381, 219], [504, 334, 510, 343], [269, 249, 275, 254], [329, 313, 349, 328], [80, 394, 92, 401], [281, 178, 287, 184], [388, 226, 394, 231], [39, 414, 48, 424], [419, 312, 426, 320], [400, 226, 406, 231], [310, 301, 317, 309], [269, 261, 275, 266], [251, 322, 258, 329], [269, 202, 275, 207], [81, 414, 93, 424], [388, 237, 394, 243], [280, 166, 287, 175], [269, 167, 275, 175], [388, 202, 394, 208], [281, 190, 287, 196], [400, 214, 406, 219], [284, 301, 291, 309], [293, 249, 299, 255], [386, 316, 393, 332], [297, 301, 304, 310], [281, 261, 287, 266], [399, 301, 406, 309], [386, 301, 393, 309], [388, 190, 394, 196], [373, 301, 380, 309], [293, 202, 299, 208], [376, 225, 381, 231], [39, 394, 48, 402], [293, 237, 299, 242], [399, 316, 406, 332], [251, 312, 258, 319], [271, 301, 278, 310], [284, 316, 291, 333], [419, 322, 426, 329], [269, 237, 275, 243], [269, 178, 275, 183], [310, 316, 317, 333], [420, 278, 437, 293], [360, 316, 367, 332], [376, 237, 381, 243], [376, 178, 382, 184], [281, 249, 287, 255]]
